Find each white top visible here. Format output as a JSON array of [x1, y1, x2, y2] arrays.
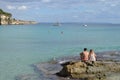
[[89, 53, 96, 61]]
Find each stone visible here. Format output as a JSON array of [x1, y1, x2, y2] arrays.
[[57, 61, 120, 79]]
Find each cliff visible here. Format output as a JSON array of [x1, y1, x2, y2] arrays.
[[0, 9, 37, 25], [0, 9, 12, 25]]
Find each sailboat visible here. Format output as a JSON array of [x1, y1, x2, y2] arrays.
[[53, 22, 61, 26]]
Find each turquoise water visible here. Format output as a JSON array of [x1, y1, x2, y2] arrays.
[[0, 23, 120, 80]]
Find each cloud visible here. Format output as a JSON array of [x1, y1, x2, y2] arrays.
[[7, 5, 16, 10], [18, 5, 27, 10], [0, 0, 51, 3], [72, 15, 79, 18], [1, 0, 35, 3], [41, 0, 51, 3], [2, 0, 120, 23], [6, 5, 28, 10], [100, 0, 106, 2]]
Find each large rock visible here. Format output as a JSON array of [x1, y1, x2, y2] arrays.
[[57, 61, 120, 80]]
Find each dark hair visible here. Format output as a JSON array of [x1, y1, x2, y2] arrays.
[[90, 49, 93, 52], [90, 49, 94, 54], [84, 48, 87, 51]]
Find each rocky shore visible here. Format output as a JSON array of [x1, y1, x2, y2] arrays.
[[16, 51, 120, 80], [0, 9, 37, 25], [57, 61, 120, 80]]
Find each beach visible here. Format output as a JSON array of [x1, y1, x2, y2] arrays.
[[0, 23, 120, 80]]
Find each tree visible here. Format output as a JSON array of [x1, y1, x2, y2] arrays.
[[0, 9, 12, 17]]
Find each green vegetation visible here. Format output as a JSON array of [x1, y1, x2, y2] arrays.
[[0, 9, 12, 17]]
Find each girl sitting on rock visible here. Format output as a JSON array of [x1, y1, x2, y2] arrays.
[[89, 49, 96, 63]]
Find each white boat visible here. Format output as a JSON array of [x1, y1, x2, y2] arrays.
[[53, 22, 61, 26], [83, 24, 88, 27]]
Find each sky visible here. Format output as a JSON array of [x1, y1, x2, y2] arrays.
[[0, 0, 120, 23]]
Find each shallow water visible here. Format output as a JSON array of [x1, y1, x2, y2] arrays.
[[0, 23, 120, 80]]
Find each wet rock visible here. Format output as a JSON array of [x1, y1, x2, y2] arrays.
[[34, 62, 62, 75]]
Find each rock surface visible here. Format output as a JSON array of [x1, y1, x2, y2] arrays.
[[57, 61, 120, 80]]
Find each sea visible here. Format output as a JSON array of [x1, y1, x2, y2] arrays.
[[0, 23, 120, 80]]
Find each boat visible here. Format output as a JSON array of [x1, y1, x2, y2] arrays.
[[83, 24, 88, 27], [53, 22, 61, 26]]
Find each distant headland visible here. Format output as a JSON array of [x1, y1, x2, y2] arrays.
[[0, 9, 37, 25]]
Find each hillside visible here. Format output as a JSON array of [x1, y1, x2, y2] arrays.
[[0, 9, 37, 25], [0, 9, 12, 17]]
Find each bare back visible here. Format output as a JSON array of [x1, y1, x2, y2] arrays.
[[80, 51, 89, 61]]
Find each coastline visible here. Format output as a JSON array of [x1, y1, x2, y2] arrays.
[[16, 50, 120, 80], [0, 9, 37, 25]]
